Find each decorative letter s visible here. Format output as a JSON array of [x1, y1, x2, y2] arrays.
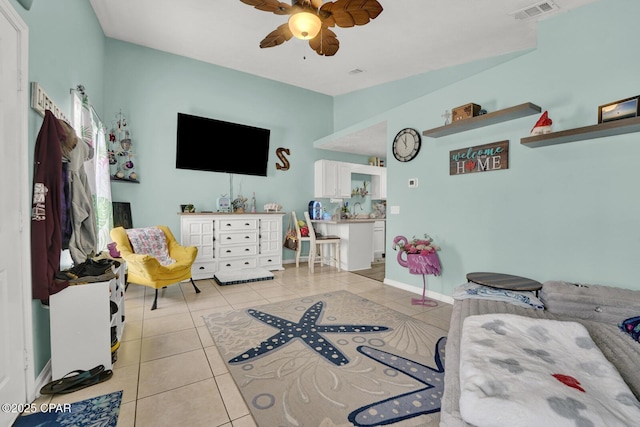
[[275, 147, 290, 171]]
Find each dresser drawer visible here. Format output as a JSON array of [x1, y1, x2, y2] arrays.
[[191, 261, 216, 280], [218, 219, 258, 231], [259, 255, 282, 269], [218, 231, 258, 246], [219, 245, 258, 258], [218, 258, 257, 270]]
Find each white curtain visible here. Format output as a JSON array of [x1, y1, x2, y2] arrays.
[[72, 90, 113, 252]]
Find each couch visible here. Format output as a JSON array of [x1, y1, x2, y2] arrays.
[[441, 280, 640, 426]]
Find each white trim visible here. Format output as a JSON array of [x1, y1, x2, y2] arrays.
[[383, 277, 454, 305], [1, 0, 35, 404], [33, 360, 52, 400]]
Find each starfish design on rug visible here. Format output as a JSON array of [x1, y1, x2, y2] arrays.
[[228, 300, 389, 366], [348, 336, 447, 426]]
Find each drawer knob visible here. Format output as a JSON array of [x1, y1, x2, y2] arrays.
[[199, 266, 205, 270], [226, 237, 232, 240], [245, 248, 250, 251], [226, 264, 231, 267], [226, 250, 232, 253]]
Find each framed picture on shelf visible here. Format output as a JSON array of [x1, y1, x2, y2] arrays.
[[598, 96, 640, 123]]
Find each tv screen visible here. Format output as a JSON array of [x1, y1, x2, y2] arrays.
[[176, 113, 270, 177]]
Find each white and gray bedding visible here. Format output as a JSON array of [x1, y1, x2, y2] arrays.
[[441, 281, 640, 427]]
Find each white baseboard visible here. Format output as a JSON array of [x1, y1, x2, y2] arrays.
[[383, 277, 454, 305], [33, 359, 52, 400]]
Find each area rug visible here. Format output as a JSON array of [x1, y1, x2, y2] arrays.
[[204, 291, 446, 426], [12, 390, 122, 427]]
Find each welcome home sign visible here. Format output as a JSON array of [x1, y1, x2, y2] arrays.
[[449, 140, 509, 175]]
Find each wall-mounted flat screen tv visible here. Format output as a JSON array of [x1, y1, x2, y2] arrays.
[[176, 113, 270, 177]]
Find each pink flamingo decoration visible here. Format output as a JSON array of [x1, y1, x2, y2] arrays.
[[393, 235, 441, 306]]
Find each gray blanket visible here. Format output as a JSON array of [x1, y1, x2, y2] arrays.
[[441, 283, 640, 427]]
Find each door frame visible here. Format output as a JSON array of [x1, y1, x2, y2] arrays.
[[1, 0, 35, 403]]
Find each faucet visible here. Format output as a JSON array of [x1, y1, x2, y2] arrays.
[[353, 202, 363, 217]]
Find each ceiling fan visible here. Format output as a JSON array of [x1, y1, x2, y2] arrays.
[[239, 0, 383, 56]]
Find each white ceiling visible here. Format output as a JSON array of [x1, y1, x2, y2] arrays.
[[89, 0, 597, 156]]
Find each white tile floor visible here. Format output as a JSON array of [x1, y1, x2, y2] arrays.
[[32, 263, 452, 427]]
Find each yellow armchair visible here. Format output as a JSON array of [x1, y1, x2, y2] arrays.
[[110, 225, 201, 310]]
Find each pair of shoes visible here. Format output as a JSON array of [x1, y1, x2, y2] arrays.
[[59, 259, 118, 280], [92, 258, 121, 269], [68, 270, 116, 285], [40, 365, 112, 395]]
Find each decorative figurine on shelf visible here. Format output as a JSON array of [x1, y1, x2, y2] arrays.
[[251, 192, 257, 213], [393, 234, 442, 306], [530, 111, 553, 135], [442, 110, 451, 125]]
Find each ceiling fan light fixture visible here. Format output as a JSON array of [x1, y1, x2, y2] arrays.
[[288, 11, 322, 40]]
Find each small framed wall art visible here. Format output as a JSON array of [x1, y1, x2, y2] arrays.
[[598, 95, 640, 124]]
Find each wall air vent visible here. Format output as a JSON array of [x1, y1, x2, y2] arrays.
[[509, 1, 559, 20]]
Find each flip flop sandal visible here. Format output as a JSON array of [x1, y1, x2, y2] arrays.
[[57, 369, 114, 394], [40, 365, 105, 395]]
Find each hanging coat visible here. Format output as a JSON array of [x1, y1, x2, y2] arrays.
[[66, 123, 98, 264], [31, 110, 69, 301]]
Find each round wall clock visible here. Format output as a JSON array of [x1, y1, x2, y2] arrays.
[[392, 128, 421, 162]]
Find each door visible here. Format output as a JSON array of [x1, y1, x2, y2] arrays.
[[0, 1, 31, 425]]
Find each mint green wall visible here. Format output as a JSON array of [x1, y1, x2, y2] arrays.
[[380, 0, 640, 295], [103, 39, 367, 241], [10, 0, 105, 377]]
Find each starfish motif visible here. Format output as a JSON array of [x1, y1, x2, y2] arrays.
[[348, 336, 447, 426], [228, 300, 389, 366]]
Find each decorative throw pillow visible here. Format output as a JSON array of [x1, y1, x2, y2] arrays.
[[125, 227, 175, 266], [618, 316, 640, 342], [453, 282, 545, 310]]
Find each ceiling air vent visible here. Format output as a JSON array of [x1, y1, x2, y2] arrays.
[[510, 1, 559, 20], [348, 68, 364, 75]]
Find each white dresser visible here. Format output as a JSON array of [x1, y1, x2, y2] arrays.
[[180, 212, 285, 279]]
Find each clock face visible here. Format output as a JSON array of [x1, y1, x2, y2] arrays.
[[392, 128, 421, 162]]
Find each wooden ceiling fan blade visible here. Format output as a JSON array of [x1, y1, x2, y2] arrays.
[[240, 0, 292, 15], [309, 28, 340, 56], [260, 23, 294, 48], [320, 0, 383, 28]]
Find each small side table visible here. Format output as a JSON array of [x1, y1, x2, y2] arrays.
[[466, 272, 542, 296]]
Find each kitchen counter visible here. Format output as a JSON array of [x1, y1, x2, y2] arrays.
[[313, 218, 385, 224], [311, 220, 378, 271]]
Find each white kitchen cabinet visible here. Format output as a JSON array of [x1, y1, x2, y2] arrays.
[[315, 160, 386, 200], [50, 263, 125, 379], [314, 160, 351, 198], [370, 168, 387, 200], [373, 220, 385, 260], [180, 213, 285, 278]]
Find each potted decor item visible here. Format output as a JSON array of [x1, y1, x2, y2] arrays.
[[393, 234, 441, 306], [232, 195, 247, 213]]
